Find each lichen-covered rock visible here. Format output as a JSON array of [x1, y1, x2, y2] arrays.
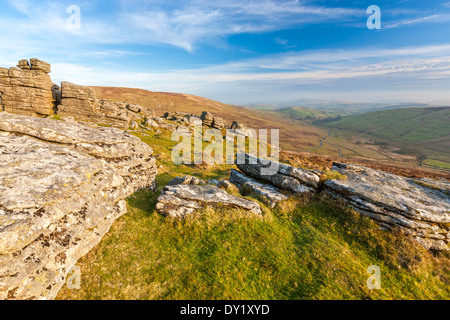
[[0, 112, 157, 300], [0, 59, 54, 116], [235, 153, 320, 194], [156, 185, 262, 218], [325, 163, 450, 251], [167, 175, 207, 186], [230, 169, 288, 208]]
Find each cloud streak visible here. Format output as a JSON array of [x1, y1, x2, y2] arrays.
[[1, 0, 363, 52], [47, 44, 450, 104]]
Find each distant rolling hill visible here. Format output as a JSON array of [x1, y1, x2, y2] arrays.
[[92, 87, 449, 174], [322, 107, 450, 170], [91, 86, 327, 152], [246, 100, 437, 114], [278, 106, 345, 120]]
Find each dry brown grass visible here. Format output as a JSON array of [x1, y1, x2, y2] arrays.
[[92, 86, 327, 152]]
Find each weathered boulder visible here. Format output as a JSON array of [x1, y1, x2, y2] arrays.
[[200, 111, 214, 127], [144, 119, 159, 129], [235, 153, 320, 194], [156, 184, 262, 218], [230, 169, 288, 208], [96, 100, 131, 128], [153, 117, 166, 124], [230, 121, 254, 138], [0, 113, 158, 300], [0, 59, 54, 116], [199, 111, 228, 130], [164, 111, 190, 120], [325, 163, 450, 251], [17, 59, 31, 70], [127, 104, 142, 113], [212, 116, 227, 130], [167, 175, 207, 186], [29, 59, 51, 74], [129, 120, 139, 130]]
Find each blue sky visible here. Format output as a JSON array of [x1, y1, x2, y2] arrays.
[[1, 0, 450, 105]]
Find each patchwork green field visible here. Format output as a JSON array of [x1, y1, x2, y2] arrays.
[[277, 107, 345, 120], [319, 107, 450, 170]]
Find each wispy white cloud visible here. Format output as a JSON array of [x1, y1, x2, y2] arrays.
[[1, 0, 363, 52], [47, 44, 450, 104], [385, 14, 450, 29], [2, 0, 450, 104]]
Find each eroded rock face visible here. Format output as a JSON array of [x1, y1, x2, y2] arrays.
[[0, 59, 54, 116], [156, 184, 262, 218], [58, 83, 155, 129], [235, 153, 320, 194], [0, 60, 156, 130], [0, 113, 157, 300], [230, 169, 287, 208], [325, 163, 450, 251]]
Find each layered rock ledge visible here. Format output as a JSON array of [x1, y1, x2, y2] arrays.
[[0, 59, 54, 116], [0, 60, 157, 130], [230, 169, 287, 208], [0, 113, 157, 300], [235, 153, 320, 194], [325, 163, 450, 251]]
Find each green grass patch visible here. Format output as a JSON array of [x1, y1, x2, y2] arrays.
[[422, 159, 450, 171], [56, 127, 450, 300]]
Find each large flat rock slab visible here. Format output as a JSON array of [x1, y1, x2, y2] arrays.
[[156, 184, 262, 218], [325, 163, 450, 251], [0, 113, 157, 300]]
